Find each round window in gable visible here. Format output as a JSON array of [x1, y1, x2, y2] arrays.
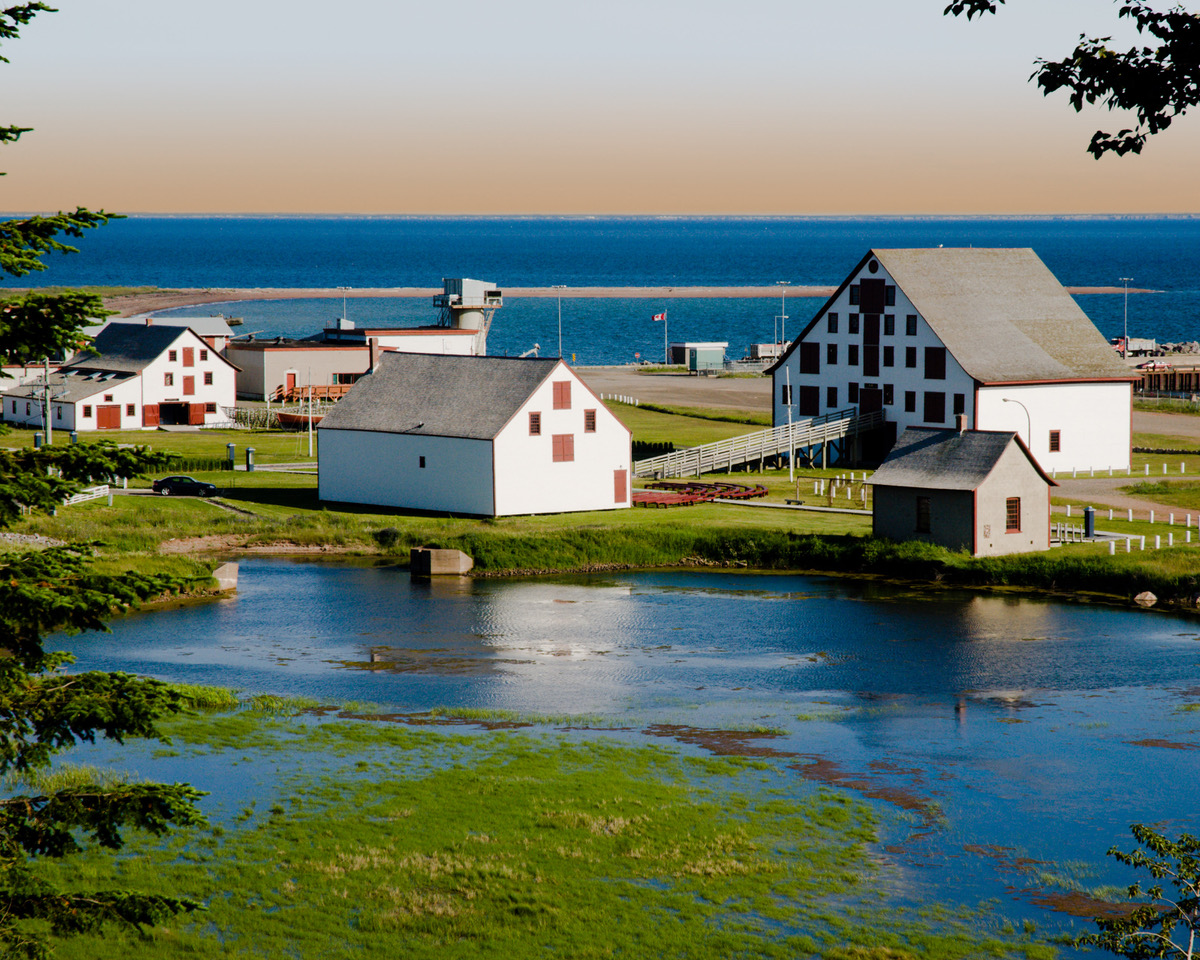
[[868, 260, 879, 274]]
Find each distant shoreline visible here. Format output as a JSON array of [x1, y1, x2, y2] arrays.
[[101, 285, 1146, 318]]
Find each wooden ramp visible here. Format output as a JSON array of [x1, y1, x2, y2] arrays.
[[633, 408, 884, 479]]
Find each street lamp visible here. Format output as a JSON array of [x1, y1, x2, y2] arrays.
[[337, 286, 350, 324], [775, 280, 791, 350], [551, 285, 567, 358], [1119, 277, 1133, 358], [1002, 397, 1031, 448]]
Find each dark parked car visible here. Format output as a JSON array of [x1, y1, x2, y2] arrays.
[[152, 476, 218, 497]]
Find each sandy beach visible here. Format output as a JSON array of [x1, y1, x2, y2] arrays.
[[99, 284, 1143, 318]]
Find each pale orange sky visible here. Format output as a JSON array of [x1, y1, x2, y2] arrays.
[[3, 0, 1198, 214]]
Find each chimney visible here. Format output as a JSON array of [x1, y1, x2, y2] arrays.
[[368, 336, 378, 373], [956, 413, 968, 434]]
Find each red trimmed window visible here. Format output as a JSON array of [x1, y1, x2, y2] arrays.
[[529, 411, 541, 435], [1006, 497, 1021, 532], [82, 405, 92, 417], [553, 381, 571, 410], [200, 349, 208, 361], [164, 372, 174, 386], [168, 350, 177, 362], [1049, 430, 1061, 452], [584, 409, 596, 433], [126, 404, 135, 416], [205, 402, 217, 413], [204, 371, 213, 385], [552, 434, 574, 462]]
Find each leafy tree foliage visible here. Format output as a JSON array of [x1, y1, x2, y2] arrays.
[[945, 1, 1200, 157], [1, 5, 207, 956], [1077, 824, 1199, 959]]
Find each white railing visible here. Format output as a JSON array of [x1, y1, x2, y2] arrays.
[[64, 484, 109, 505], [633, 408, 884, 479]]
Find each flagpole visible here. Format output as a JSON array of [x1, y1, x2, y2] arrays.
[[664, 311, 668, 365]]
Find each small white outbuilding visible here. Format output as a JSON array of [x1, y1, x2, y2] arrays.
[[317, 353, 632, 516]]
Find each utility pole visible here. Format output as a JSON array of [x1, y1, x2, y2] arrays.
[[776, 280, 791, 348], [42, 356, 52, 445], [552, 285, 566, 358], [1119, 277, 1133, 358]]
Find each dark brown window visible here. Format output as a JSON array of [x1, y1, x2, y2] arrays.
[[1049, 429, 1061, 452], [419, 456, 426, 468], [904, 390, 916, 412], [204, 371, 214, 385], [827, 313, 839, 334], [584, 409, 596, 433], [204, 402, 216, 413], [847, 344, 859, 366], [906, 315, 917, 336], [798, 385, 820, 416], [826, 386, 837, 407], [552, 434, 575, 462], [164, 373, 174, 387], [827, 343, 838, 365], [552, 381, 571, 410], [859, 279, 886, 313], [1006, 497, 1021, 532], [334, 373, 361, 385], [529, 411, 541, 435], [125, 404, 135, 416], [883, 345, 894, 367], [924, 347, 946, 380], [883, 314, 895, 336], [916, 496, 931, 533], [953, 393, 965, 415], [55, 406, 62, 419], [168, 350, 177, 362], [82, 405, 91, 417], [103, 394, 113, 402], [780, 384, 792, 405], [883, 384, 894, 406], [200, 349, 208, 361], [849, 314, 860, 335], [863, 345, 879, 377], [905, 346, 917, 368], [923, 391, 946, 424], [848, 382, 859, 403], [799, 342, 820, 375]]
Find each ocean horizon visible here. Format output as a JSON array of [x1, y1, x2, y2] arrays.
[[7, 215, 1198, 365]]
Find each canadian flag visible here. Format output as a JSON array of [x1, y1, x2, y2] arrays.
[[652, 311, 667, 322]]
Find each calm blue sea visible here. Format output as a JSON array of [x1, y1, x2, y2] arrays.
[[12, 216, 1200, 364]]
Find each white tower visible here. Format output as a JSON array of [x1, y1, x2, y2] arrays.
[[432, 278, 503, 356]]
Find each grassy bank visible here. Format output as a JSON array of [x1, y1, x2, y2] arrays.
[[33, 708, 1054, 960]]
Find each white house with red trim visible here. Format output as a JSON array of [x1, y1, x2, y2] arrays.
[[768, 249, 1135, 473], [317, 353, 631, 517], [2, 322, 237, 431]]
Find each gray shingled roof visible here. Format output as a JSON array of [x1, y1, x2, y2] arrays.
[[5, 369, 137, 404], [874, 248, 1131, 383], [317, 352, 562, 440], [871, 427, 1055, 491], [67, 323, 184, 373]]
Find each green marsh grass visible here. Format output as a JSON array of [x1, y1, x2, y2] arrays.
[[35, 712, 1053, 960]]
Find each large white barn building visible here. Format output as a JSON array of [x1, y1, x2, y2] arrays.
[[2, 323, 237, 431], [769, 249, 1135, 473], [317, 353, 631, 517]]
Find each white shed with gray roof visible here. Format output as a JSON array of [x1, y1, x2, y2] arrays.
[[770, 248, 1135, 473], [317, 353, 631, 517], [871, 425, 1056, 556]]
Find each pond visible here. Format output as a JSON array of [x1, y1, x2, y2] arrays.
[[59, 559, 1200, 943]]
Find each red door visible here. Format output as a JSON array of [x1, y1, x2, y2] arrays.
[[96, 404, 121, 429], [286, 373, 297, 395], [188, 403, 205, 425], [142, 404, 160, 426], [614, 469, 627, 504]]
